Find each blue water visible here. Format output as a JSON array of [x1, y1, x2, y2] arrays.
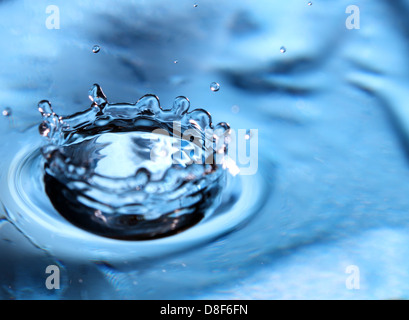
[[1, 0, 409, 299]]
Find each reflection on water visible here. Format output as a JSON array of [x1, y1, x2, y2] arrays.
[[1, 0, 409, 299]]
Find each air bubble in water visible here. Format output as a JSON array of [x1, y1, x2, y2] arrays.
[[210, 82, 220, 92], [280, 46, 286, 53], [92, 45, 101, 53], [2, 107, 12, 117], [194, 4, 198, 8], [308, 1, 312, 5]]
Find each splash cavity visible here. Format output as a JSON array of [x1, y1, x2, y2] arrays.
[[37, 84, 233, 240]]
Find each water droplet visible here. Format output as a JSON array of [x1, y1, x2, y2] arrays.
[[174, 60, 178, 64], [136, 94, 161, 115], [193, 4, 198, 7], [210, 82, 220, 92], [231, 105, 240, 114], [189, 109, 212, 130], [280, 46, 286, 53], [38, 100, 53, 117], [172, 96, 190, 116], [92, 45, 100, 53], [2, 107, 11, 117], [308, 1, 312, 5], [39, 121, 51, 137], [245, 129, 251, 140], [214, 122, 230, 136], [88, 84, 107, 107]]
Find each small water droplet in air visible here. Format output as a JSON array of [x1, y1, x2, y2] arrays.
[[174, 60, 178, 64], [2, 107, 11, 117], [308, 1, 312, 5], [193, 4, 198, 8], [280, 46, 286, 53], [92, 45, 101, 53], [210, 82, 220, 92], [231, 105, 240, 114]]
